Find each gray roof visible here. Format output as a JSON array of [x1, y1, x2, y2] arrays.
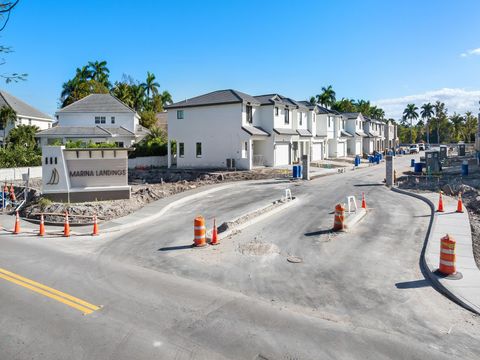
[[273, 128, 297, 135], [342, 112, 362, 119], [165, 89, 260, 109], [0, 90, 51, 120], [36, 126, 136, 138], [254, 94, 306, 109], [297, 129, 313, 137], [242, 125, 270, 136], [340, 130, 354, 137], [57, 94, 135, 113], [355, 130, 367, 137]]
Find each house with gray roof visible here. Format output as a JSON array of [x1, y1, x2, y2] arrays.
[[362, 116, 385, 154], [341, 112, 367, 156], [0, 90, 53, 144], [36, 94, 149, 148], [165, 89, 322, 170]]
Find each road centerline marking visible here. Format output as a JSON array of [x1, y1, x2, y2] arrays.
[[0, 267, 100, 315]]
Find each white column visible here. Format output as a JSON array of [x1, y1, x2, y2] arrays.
[[167, 139, 171, 168]]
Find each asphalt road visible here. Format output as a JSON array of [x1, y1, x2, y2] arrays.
[[0, 155, 479, 359]]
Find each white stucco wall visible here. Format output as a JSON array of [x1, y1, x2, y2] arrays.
[[168, 103, 251, 169], [57, 112, 139, 133]]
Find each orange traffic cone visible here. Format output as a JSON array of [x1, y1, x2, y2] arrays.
[[13, 211, 20, 234], [361, 192, 367, 209], [92, 214, 99, 236], [210, 218, 219, 245], [437, 192, 444, 212], [63, 211, 70, 237], [456, 193, 464, 213], [9, 185, 15, 202], [38, 214, 45, 236]]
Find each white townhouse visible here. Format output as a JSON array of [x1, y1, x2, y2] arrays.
[[298, 101, 327, 161], [36, 94, 149, 148], [324, 110, 349, 158], [0, 90, 53, 144], [362, 116, 385, 154], [384, 119, 399, 150], [166, 89, 320, 170], [342, 112, 367, 156]]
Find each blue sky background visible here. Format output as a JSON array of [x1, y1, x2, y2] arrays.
[[2, 0, 480, 119]]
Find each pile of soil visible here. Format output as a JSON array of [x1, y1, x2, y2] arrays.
[[21, 168, 288, 224]]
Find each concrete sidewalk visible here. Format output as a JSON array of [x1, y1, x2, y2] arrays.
[[423, 192, 480, 314], [394, 188, 480, 314]]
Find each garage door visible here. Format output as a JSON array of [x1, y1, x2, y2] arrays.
[[275, 143, 290, 166], [312, 143, 322, 161], [355, 141, 362, 155], [337, 143, 345, 157]]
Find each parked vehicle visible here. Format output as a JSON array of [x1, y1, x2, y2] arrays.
[[409, 144, 419, 154], [419, 143, 425, 151]]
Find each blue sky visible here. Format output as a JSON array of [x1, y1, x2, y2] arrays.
[[2, 0, 480, 119]]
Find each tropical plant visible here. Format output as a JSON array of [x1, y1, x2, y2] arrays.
[[5, 124, 39, 148], [0, 105, 16, 147], [449, 113, 465, 142], [420, 103, 434, 144], [141, 71, 160, 99], [402, 104, 419, 143], [88, 60, 110, 86], [433, 101, 447, 144], [316, 85, 336, 109], [463, 112, 478, 142], [139, 110, 158, 129]]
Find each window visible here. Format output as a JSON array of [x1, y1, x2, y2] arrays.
[[328, 117, 332, 127], [95, 116, 106, 124], [45, 157, 48, 164], [275, 107, 279, 116], [196, 142, 202, 157], [246, 105, 253, 124], [28, 119, 32, 125], [177, 110, 184, 119], [179, 142, 184, 157], [298, 112, 302, 126], [54, 157, 57, 165], [284, 109, 290, 125], [111, 116, 115, 124]]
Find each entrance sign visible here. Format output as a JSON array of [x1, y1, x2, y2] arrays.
[[42, 146, 130, 202]]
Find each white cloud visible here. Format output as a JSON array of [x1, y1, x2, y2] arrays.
[[373, 88, 480, 120], [460, 48, 480, 57]]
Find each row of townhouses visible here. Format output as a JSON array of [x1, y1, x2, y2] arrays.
[[165, 89, 398, 170]]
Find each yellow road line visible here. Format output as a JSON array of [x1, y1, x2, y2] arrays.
[[0, 268, 100, 315]]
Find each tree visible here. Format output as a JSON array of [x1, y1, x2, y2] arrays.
[[309, 96, 317, 105], [0, 105, 16, 147], [6, 124, 39, 148], [316, 85, 336, 109], [463, 112, 478, 142], [160, 90, 173, 107], [141, 71, 160, 99], [88, 60, 110, 86], [111, 82, 134, 108], [433, 101, 447, 144], [332, 98, 356, 113], [403, 103, 419, 143], [139, 110, 157, 129], [449, 113, 465, 142], [420, 103, 434, 144]]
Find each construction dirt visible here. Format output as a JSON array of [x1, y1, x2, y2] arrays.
[[20, 168, 288, 224], [397, 155, 480, 270]]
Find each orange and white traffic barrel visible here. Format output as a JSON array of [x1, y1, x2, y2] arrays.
[[193, 216, 207, 247], [333, 203, 345, 232], [439, 234, 457, 275]]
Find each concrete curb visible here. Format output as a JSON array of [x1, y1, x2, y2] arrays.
[[391, 187, 480, 315], [344, 208, 367, 230], [210, 197, 299, 240]]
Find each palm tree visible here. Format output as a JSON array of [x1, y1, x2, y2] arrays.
[[420, 103, 434, 145], [433, 101, 446, 144], [88, 60, 110, 84], [0, 105, 17, 147], [309, 96, 317, 105], [75, 65, 92, 81], [463, 112, 478, 142], [403, 103, 419, 143], [449, 113, 465, 142], [141, 71, 160, 99], [160, 90, 172, 107], [130, 84, 146, 112], [111, 82, 133, 107], [316, 85, 336, 109]]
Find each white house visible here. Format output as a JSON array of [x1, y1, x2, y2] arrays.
[[36, 94, 149, 148], [363, 116, 385, 154], [166, 89, 324, 170], [342, 112, 367, 156], [384, 120, 399, 150], [0, 90, 53, 144]]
